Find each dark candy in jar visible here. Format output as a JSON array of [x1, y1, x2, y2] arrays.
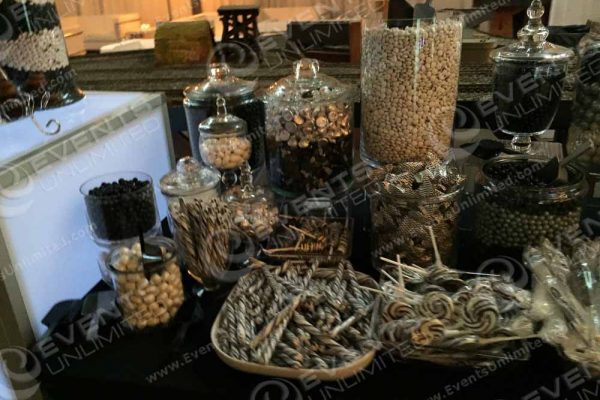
[[84, 178, 158, 241]]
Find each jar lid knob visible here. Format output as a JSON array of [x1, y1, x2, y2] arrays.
[[517, 0, 549, 46], [294, 58, 320, 80], [208, 63, 231, 80], [239, 161, 254, 199], [216, 94, 227, 116]]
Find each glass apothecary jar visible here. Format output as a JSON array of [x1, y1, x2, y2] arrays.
[[199, 96, 252, 180], [491, 0, 574, 154], [567, 21, 600, 170], [368, 162, 465, 268], [360, 15, 463, 166], [263, 58, 354, 197], [108, 237, 184, 330], [223, 163, 279, 242], [184, 63, 265, 173], [160, 157, 220, 232], [80, 172, 160, 247], [476, 156, 586, 250]]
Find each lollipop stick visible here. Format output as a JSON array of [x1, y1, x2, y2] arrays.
[[380, 269, 400, 285], [428, 226, 443, 268], [396, 254, 405, 292]]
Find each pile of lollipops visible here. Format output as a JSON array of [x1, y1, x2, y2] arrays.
[[373, 228, 537, 366]]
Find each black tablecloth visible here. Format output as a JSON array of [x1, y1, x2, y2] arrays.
[[37, 203, 600, 400]]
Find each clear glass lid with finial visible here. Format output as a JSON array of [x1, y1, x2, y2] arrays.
[[160, 157, 220, 205], [490, 0, 574, 154], [222, 162, 279, 242], [198, 95, 252, 173]]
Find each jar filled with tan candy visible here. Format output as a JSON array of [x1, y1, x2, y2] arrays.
[[223, 163, 279, 242], [108, 237, 185, 330], [263, 58, 354, 197], [361, 15, 463, 166], [199, 95, 252, 178]]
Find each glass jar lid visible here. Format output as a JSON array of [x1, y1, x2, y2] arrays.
[[223, 162, 271, 205], [160, 157, 220, 197], [263, 58, 351, 104], [491, 0, 574, 64], [183, 63, 257, 106], [198, 95, 248, 137]]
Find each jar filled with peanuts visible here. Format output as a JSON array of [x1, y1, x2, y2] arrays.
[[199, 95, 252, 184], [108, 237, 185, 330], [263, 58, 355, 197]]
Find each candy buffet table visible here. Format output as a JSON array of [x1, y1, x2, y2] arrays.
[[36, 213, 600, 400], [37, 283, 598, 400]]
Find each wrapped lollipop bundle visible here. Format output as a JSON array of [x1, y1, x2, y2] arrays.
[[526, 239, 600, 373]]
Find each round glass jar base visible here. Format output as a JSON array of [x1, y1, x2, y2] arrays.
[[92, 224, 161, 248]]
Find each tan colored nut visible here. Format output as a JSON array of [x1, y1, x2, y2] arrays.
[[143, 294, 156, 304], [159, 313, 171, 324]]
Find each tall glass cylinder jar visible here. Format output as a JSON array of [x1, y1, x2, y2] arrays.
[[567, 21, 600, 170], [183, 63, 265, 174], [475, 156, 586, 251], [263, 58, 354, 198], [0, 0, 83, 108], [360, 15, 463, 166]]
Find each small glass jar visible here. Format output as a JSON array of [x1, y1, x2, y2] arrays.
[[108, 237, 184, 330], [476, 156, 586, 250], [160, 157, 221, 232], [567, 21, 600, 170], [360, 14, 463, 166], [80, 172, 160, 247], [263, 58, 354, 197], [223, 163, 279, 242], [199, 96, 252, 179], [490, 0, 574, 153], [183, 63, 265, 173], [368, 163, 465, 268]]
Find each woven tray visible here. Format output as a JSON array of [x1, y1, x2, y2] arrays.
[[211, 268, 378, 381]]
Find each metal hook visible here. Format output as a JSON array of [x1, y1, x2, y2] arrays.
[[31, 116, 61, 136]]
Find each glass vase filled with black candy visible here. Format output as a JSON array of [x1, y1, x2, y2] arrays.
[[490, 0, 573, 154]]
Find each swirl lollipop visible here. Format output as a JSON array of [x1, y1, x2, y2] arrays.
[[384, 301, 416, 322], [461, 296, 500, 335], [379, 319, 417, 342], [418, 292, 454, 321], [411, 319, 446, 346]]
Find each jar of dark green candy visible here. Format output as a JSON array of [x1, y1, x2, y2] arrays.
[[476, 156, 586, 250]]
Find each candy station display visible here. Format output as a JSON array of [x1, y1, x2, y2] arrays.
[[57, 0, 600, 390]]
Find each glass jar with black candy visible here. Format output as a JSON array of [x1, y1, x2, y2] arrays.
[[262, 58, 355, 197], [567, 21, 600, 170], [490, 0, 573, 153], [183, 63, 265, 176], [81, 172, 160, 247]]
